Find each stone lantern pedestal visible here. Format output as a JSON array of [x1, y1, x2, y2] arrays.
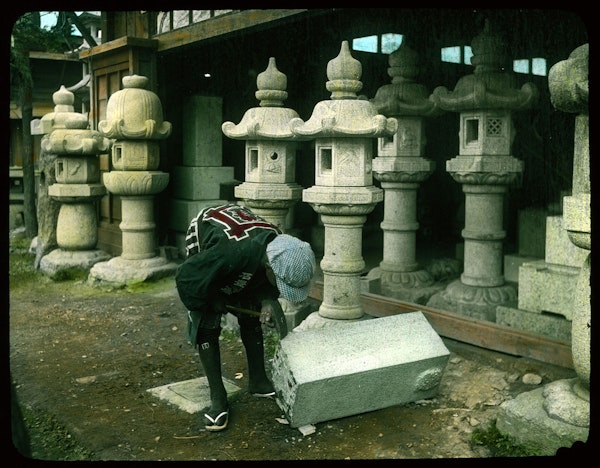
[[35, 86, 111, 278], [89, 75, 178, 285], [427, 20, 538, 321], [366, 42, 444, 303]]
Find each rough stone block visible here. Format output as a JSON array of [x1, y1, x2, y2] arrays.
[[545, 216, 588, 267], [271, 312, 450, 428], [518, 261, 579, 319], [496, 383, 589, 456], [182, 96, 223, 167], [496, 306, 571, 342], [503, 254, 540, 283], [172, 166, 236, 200]]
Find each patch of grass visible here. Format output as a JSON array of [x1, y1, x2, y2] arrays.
[[263, 329, 280, 360], [220, 327, 240, 343], [52, 267, 89, 282], [9, 251, 42, 287], [471, 420, 543, 457], [19, 404, 96, 461]]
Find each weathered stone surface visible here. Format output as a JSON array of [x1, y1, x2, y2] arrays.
[[271, 312, 449, 428]]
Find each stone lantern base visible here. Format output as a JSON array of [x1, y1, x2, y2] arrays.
[[427, 279, 517, 322], [88, 255, 179, 287], [39, 249, 111, 280]]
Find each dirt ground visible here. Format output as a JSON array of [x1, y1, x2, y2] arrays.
[[9, 239, 582, 461]]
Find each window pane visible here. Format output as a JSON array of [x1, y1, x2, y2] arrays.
[[532, 57, 547, 76], [352, 35, 378, 53], [441, 46, 461, 63], [513, 59, 530, 74], [381, 33, 403, 54], [463, 46, 473, 65]]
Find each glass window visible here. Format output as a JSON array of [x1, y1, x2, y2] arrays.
[[381, 33, 403, 54], [513, 59, 530, 74], [532, 57, 547, 76], [352, 35, 378, 53], [441, 46, 461, 63]]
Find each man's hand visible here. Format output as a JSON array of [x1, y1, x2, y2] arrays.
[[260, 299, 282, 328]]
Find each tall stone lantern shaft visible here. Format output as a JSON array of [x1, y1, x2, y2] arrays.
[[428, 20, 538, 321], [292, 41, 397, 321], [89, 75, 178, 285], [222, 57, 304, 230], [34, 85, 112, 277], [368, 41, 443, 302]]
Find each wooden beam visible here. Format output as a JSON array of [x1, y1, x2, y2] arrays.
[[155, 9, 310, 52], [80, 37, 158, 60], [309, 282, 573, 369]]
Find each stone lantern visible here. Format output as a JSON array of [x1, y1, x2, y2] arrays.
[[222, 57, 304, 230], [366, 41, 444, 303], [428, 20, 538, 321], [37, 85, 111, 277], [292, 41, 397, 321], [89, 75, 178, 284], [496, 43, 589, 455]]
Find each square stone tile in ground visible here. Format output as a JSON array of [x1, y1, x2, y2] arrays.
[[147, 377, 241, 414]]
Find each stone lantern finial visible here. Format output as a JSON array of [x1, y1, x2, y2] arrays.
[[388, 41, 420, 84], [326, 40, 363, 100], [256, 57, 288, 108], [470, 18, 510, 74], [53, 85, 75, 109]]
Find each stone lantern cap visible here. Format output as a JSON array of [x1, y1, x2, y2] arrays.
[[548, 43, 588, 115], [35, 85, 111, 155], [371, 41, 443, 118], [430, 20, 538, 112], [222, 57, 303, 140], [291, 41, 397, 138], [33, 85, 89, 135], [98, 75, 172, 140]]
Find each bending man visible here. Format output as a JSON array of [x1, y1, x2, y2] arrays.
[[176, 203, 316, 432]]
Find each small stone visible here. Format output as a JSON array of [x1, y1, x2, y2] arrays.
[[522, 373, 543, 385], [298, 425, 316, 436]]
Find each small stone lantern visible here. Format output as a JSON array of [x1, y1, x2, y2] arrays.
[[292, 41, 397, 321], [222, 57, 304, 230], [38, 85, 111, 277]]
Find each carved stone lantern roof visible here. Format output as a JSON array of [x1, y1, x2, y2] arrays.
[[98, 75, 172, 140], [40, 85, 110, 155], [291, 41, 397, 138], [371, 42, 442, 118], [431, 20, 538, 112], [222, 57, 302, 140]]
